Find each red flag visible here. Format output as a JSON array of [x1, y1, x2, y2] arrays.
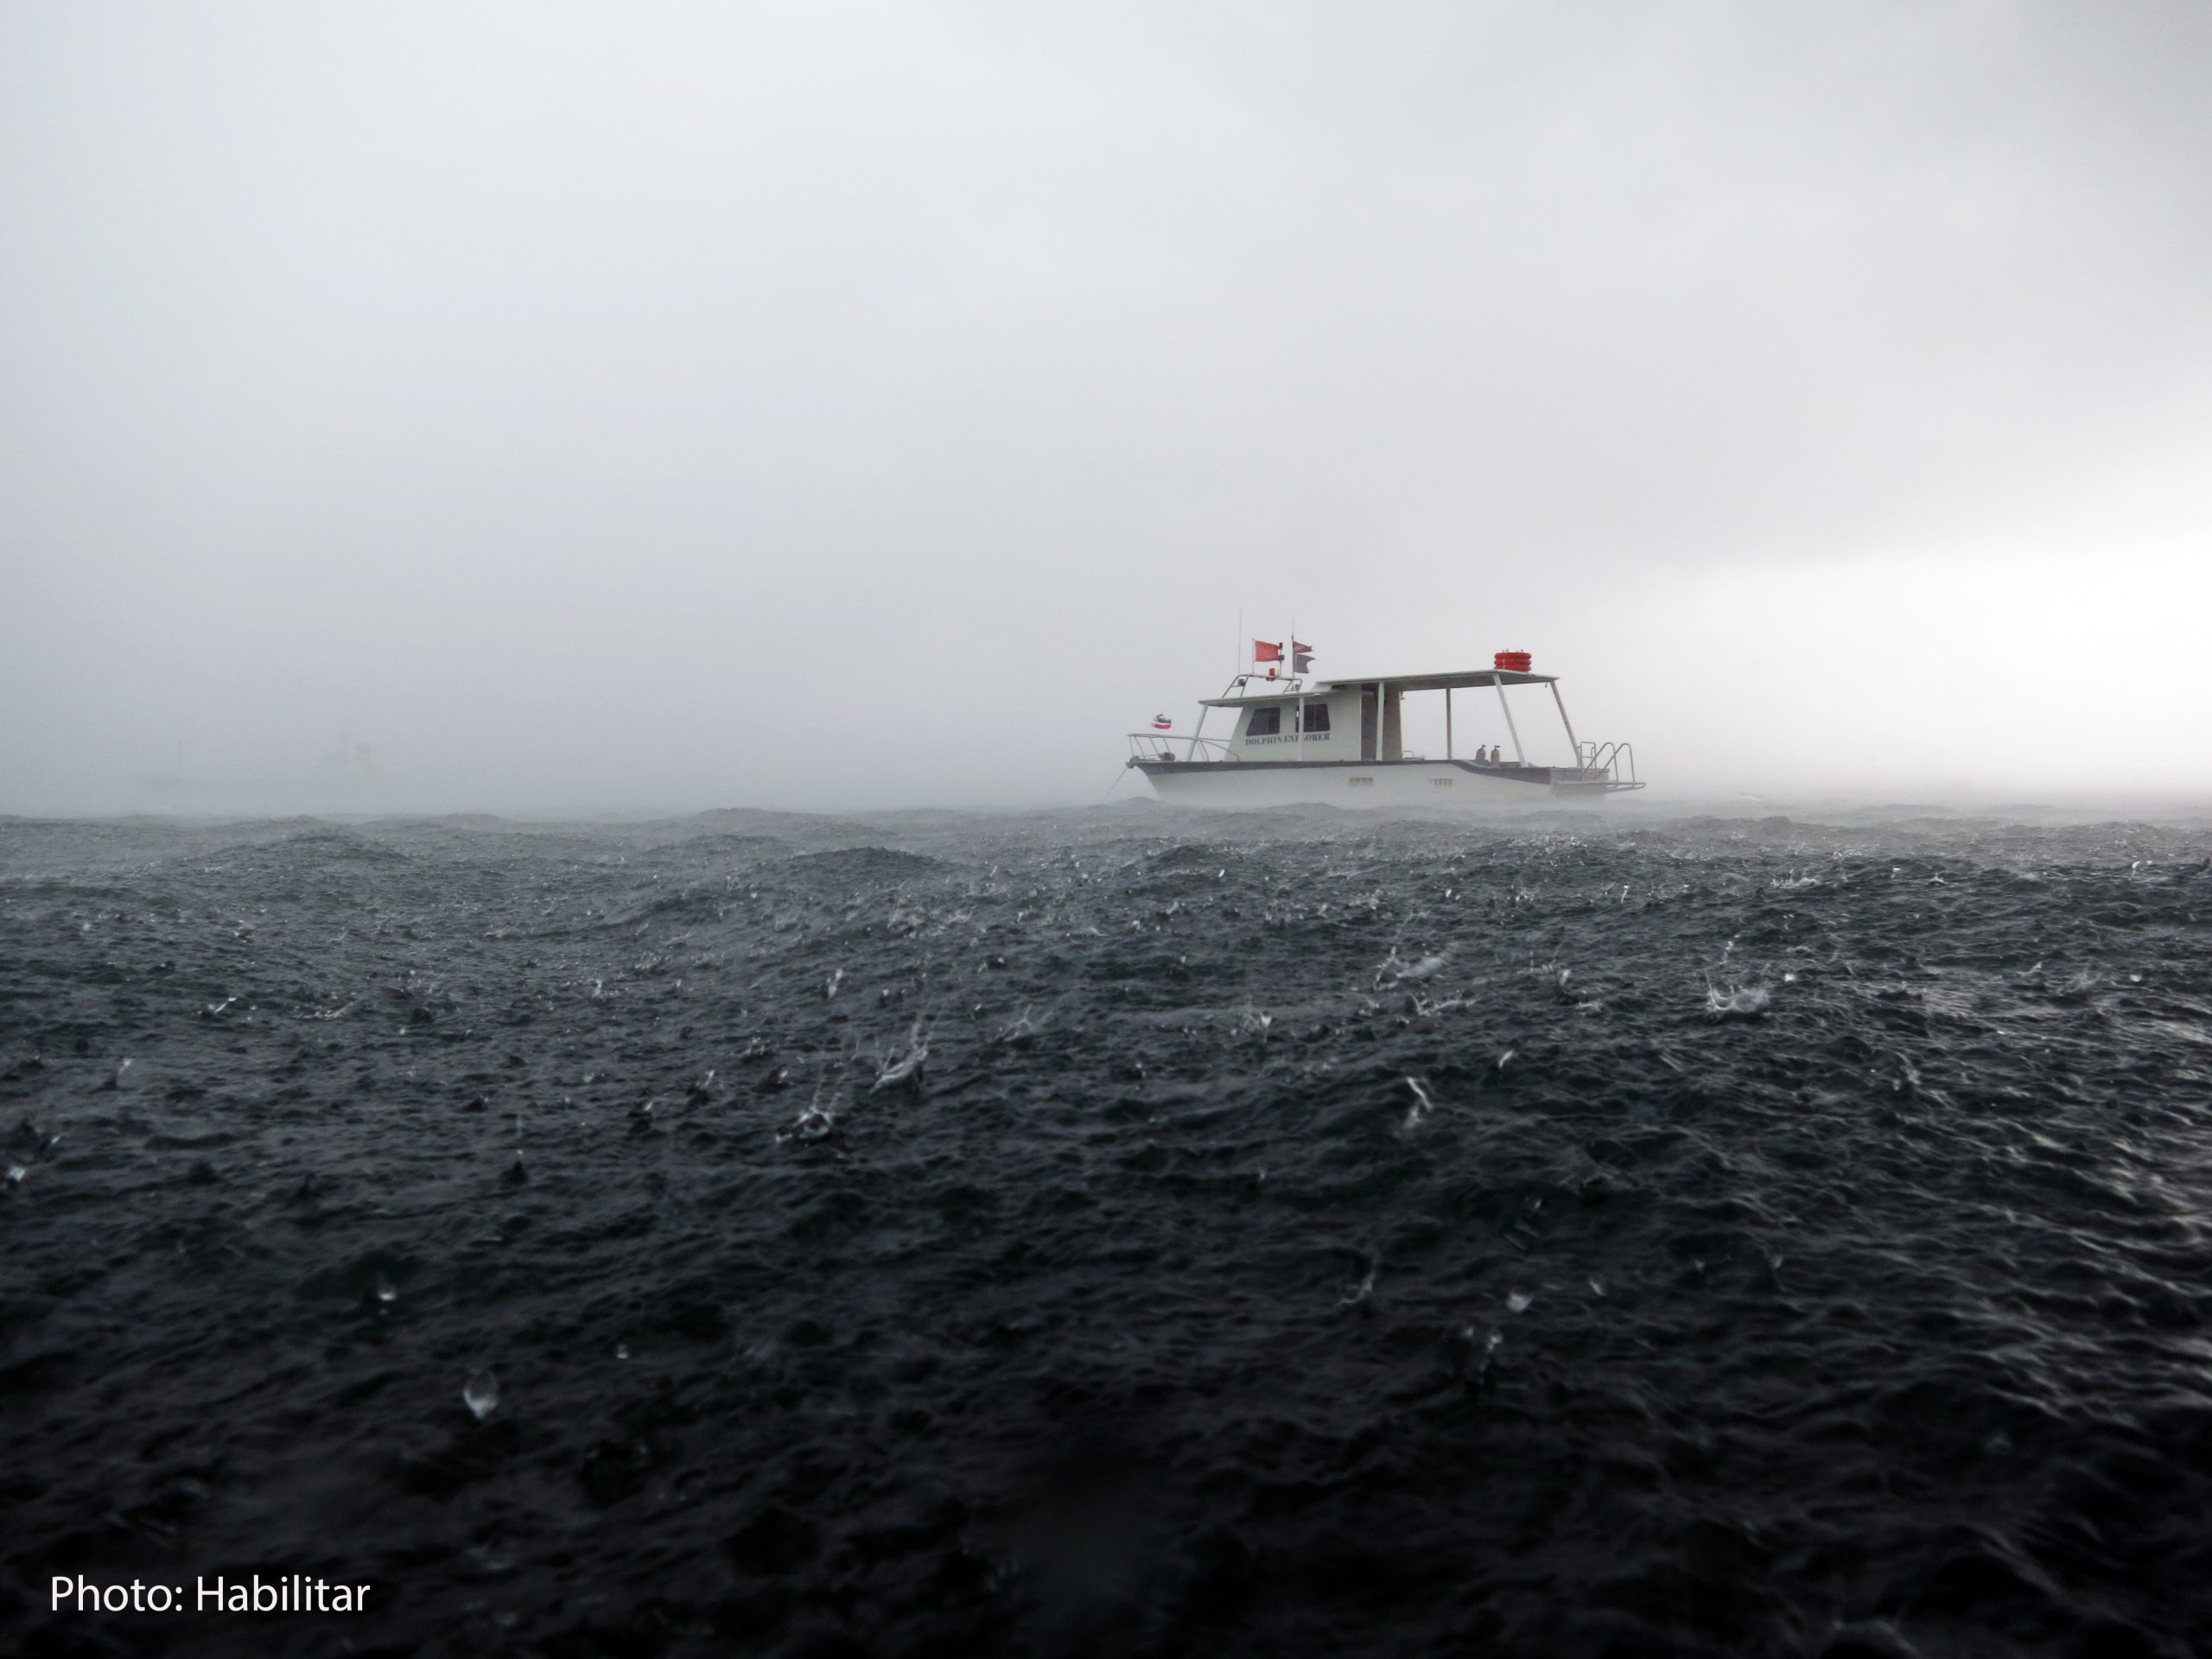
[[1253, 640, 1282, 662], [1293, 639, 1313, 652]]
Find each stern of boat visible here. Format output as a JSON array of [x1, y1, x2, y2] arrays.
[[1549, 740, 1643, 796]]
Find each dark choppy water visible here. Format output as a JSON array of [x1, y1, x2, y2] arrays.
[[5, 804, 2212, 1658]]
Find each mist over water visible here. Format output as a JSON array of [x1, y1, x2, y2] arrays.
[[6, 3, 2212, 814], [5, 802, 2211, 1656]]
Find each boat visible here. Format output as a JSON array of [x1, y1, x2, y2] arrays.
[[1126, 648, 1643, 808]]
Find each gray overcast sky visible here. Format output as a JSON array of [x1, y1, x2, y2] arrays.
[[4, 1, 2209, 813]]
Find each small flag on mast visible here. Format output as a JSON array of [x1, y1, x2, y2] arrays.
[[1253, 640, 1283, 663], [1152, 714, 1173, 730], [1292, 639, 1314, 673]]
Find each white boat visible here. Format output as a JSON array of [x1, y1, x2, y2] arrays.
[[1127, 651, 1643, 808]]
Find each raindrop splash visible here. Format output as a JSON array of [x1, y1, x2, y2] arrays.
[[463, 1369, 499, 1421]]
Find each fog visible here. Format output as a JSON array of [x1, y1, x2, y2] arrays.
[[4, 2, 2209, 817]]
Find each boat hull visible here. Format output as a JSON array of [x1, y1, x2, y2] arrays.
[[1133, 758, 1625, 810]]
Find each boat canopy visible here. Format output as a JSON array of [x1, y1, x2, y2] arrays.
[[1315, 668, 1559, 692], [1196, 666, 1558, 706]]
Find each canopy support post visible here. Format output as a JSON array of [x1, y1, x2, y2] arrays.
[[1494, 678, 1525, 765], [1549, 681, 1580, 767], [1445, 688, 1453, 760]]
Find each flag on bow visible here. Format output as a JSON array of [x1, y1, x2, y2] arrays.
[[1152, 714, 1173, 730]]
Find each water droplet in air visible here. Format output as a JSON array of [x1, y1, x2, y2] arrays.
[[463, 1368, 499, 1421], [1587, 1276, 1606, 1297], [615, 1343, 629, 1361], [1506, 1291, 1533, 1313], [373, 1274, 397, 1304]]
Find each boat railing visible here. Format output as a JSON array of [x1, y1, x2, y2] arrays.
[[1573, 740, 1643, 789], [1128, 733, 1230, 765]]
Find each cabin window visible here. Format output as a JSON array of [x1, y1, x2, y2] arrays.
[[1430, 777, 1453, 786], [1245, 708, 1281, 737], [1299, 704, 1332, 734], [1348, 776, 1374, 788]]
